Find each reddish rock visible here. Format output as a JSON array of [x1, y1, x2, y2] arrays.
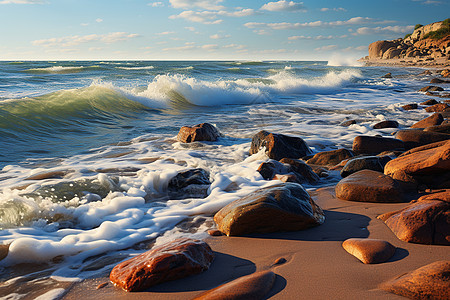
[[373, 120, 399, 129], [273, 257, 287, 265], [424, 123, 450, 134], [411, 113, 443, 128], [207, 229, 223, 236], [250, 130, 312, 161], [368, 40, 398, 59], [273, 173, 301, 183], [279, 158, 320, 184], [419, 86, 444, 92], [401, 103, 418, 110], [342, 238, 396, 264], [257, 159, 319, 184], [306, 148, 354, 166], [395, 129, 450, 149], [335, 169, 404, 203], [382, 73, 392, 78], [109, 238, 214, 292], [378, 191, 450, 245], [193, 271, 276, 300], [352, 136, 405, 155], [340, 119, 356, 127], [442, 69, 450, 77], [340, 156, 391, 178], [214, 183, 324, 236], [425, 102, 450, 112], [0, 244, 9, 261], [177, 123, 220, 143], [430, 78, 450, 84], [381, 261, 450, 299], [257, 161, 286, 180], [420, 99, 439, 105]]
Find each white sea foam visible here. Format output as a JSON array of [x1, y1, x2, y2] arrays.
[[115, 66, 155, 70], [327, 54, 364, 67], [25, 66, 100, 74]]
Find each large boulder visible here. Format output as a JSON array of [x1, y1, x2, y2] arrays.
[[352, 136, 405, 155], [425, 102, 450, 112], [410, 113, 443, 128], [306, 148, 354, 166], [382, 48, 402, 59], [373, 120, 399, 129], [250, 130, 312, 161], [177, 123, 220, 143], [214, 183, 325, 236], [424, 123, 450, 134], [368, 40, 398, 59], [335, 170, 404, 203], [168, 168, 211, 199], [340, 156, 391, 178], [378, 190, 450, 245], [342, 238, 396, 264], [193, 271, 276, 300], [381, 261, 450, 299], [395, 129, 450, 149], [109, 238, 214, 292]]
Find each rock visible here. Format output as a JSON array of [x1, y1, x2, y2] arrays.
[[257, 159, 319, 184], [340, 120, 356, 127], [419, 85, 444, 92], [395, 129, 450, 149], [25, 170, 69, 180], [214, 183, 325, 236], [425, 102, 450, 112], [168, 169, 211, 199], [340, 156, 391, 178], [257, 161, 286, 180], [368, 40, 398, 59], [177, 123, 220, 143], [0, 244, 9, 261], [384, 141, 450, 189], [424, 123, 450, 134], [420, 99, 439, 105], [381, 261, 450, 299], [352, 136, 405, 155], [373, 120, 399, 129], [342, 238, 396, 264], [430, 78, 449, 84], [109, 238, 214, 292], [382, 48, 402, 59], [335, 170, 404, 203], [382, 73, 392, 78], [280, 158, 320, 184], [306, 148, 354, 166], [378, 190, 450, 245], [401, 103, 418, 110], [272, 174, 299, 183], [442, 69, 450, 77], [207, 229, 222, 236], [411, 113, 443, 128], [273, 257, 287, 265], [250, 130, 312, 161], [193, 271, 276, 300]]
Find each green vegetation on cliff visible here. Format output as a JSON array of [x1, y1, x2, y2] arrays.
[[423, 18, 450, 40]]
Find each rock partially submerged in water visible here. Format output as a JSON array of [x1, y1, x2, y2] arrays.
[[420, 99, 439, 106], [214, 183, 324, 236], [250, 130, 312, 161], [342, 238, 396, 264], [395, 129, 450, 149], [378, 190, 450, 245], [177, 123, 220, 143], [335, 170, 404, 203], [419, 85, 444, 92], [401, 103, 418, 110], [306, 148, 354, 166], [411, 113, 443, 128], [352, 136, 405, 155], [373, 120, 399, 129], [193, 270, 276, 300], [0, 244, 9, 261], [340, 156, 391, 178], [109, 238, 214, 292], [381, 261, 450, 299], [257, 159, 319, 185], [168, 168, 211, 199], [425, 102, 450, 113]]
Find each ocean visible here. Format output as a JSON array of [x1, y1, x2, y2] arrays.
[[0, 60, 434, 297]]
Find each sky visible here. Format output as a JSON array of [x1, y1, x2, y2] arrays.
[[0, 0, 449, 60]]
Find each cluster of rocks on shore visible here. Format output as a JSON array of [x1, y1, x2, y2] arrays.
[[107, 72, 450, 299]]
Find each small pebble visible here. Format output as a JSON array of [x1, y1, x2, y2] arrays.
[[208, 229, 223, 236], [96, 282, 108, 289], [273, 257, 287, 265]]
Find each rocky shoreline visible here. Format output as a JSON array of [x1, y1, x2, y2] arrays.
[[60, 68, 450, 299]]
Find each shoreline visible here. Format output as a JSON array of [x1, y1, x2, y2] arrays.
[[361, 57, 450, 69]]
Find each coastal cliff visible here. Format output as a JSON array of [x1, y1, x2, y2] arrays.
[[362, 19, 450, 67]]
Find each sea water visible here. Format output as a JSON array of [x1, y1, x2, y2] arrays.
[[0, 60, 436, 297]]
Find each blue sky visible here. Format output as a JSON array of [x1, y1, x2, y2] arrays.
[[0, 0, 448, 60]]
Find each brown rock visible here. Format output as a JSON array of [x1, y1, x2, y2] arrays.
[[425, 102, 450, 112], [424, 123, 450, 134], [340, 156, 391, 178], [395, 129, 450, 149], [25, 171, 68, 180], [381, 261, 450, 300], [208, 229, 223, 236], [410, 113, 443, 128], [273, 257, 287, 265], [352, 136, 405, 155], [342, 238, 396, 264], [420, 99, 439, 105], [193, 271, 276, 300], [273, 173, 300, 183], [214, 183, 325, 236], [109, 238, 214, 292], [401, 103, 418, 110], [373, 120, 399, 129], [382, 73, 392, 78], [0, 244, 9, 261], [368, 40, 398, 59], [177, 123, 220, 143], [430, 78, 450, 84], [419, 86, 444, 92], [258, 159, 319, 184], [442, 69, 450, 77], [379, 191, 450, 245], [279, 158, 320, 184], [257, 161, 286, 180], [306, 148, 354, 166], [335, 169, 404, 203], [250, 130, 312, 161], [340, 119, 356, 127]]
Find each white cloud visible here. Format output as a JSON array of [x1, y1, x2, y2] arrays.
[[32, 32, 139, 48], [148, 1, 163, 7], [0, 0, 45, 4], [288, 35, 334, 40], [169, 0, 225, 10], [320, 7, 346, 12], [257, 49, 288, 54], [412, 0, 442, 4], [96, 18, 103, 23], [355, 25, 414, 35], [210, 33, 230, 39], [245, 17, 374, 30], [201, 44, 218, 50], [157, 31, 176, 35], [261, 1, 306, 12], [185, 26, 196, 31], [170, 8, 255, 24], [315, 45, 338, 51], [224, 44, 246, 50], [254, 29, 271, 35]]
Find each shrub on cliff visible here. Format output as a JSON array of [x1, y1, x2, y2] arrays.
[[423, 18, 450, 40], [414, 24, 423, 30]]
